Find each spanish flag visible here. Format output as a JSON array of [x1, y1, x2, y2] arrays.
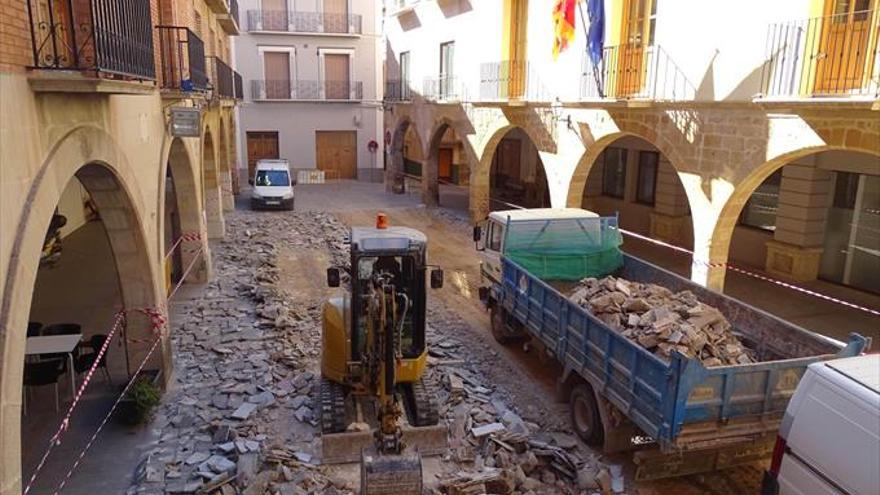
[[552, 0, 579, 60]]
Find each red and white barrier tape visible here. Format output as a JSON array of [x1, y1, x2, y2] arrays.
[[618, 228, 880, 317], [23, 307, 166, 494], [163, 232, 202, 262]]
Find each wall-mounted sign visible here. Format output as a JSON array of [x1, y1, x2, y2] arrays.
[[170, 107, 201, 138]]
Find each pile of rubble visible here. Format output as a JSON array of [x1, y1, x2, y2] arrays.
[[569, 276, 756, 366]]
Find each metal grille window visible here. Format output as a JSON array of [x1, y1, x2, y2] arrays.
[[739, 170, 782, 231], [602, 148, 628, 199], [636, 151, 659, 205], [440, 41, 455, 99]]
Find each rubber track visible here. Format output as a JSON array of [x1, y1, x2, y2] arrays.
[[410, 378, 439, 426], [319, 378, 347, 434]]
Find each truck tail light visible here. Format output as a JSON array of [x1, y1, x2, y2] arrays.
[[768, 435, 787, 477]]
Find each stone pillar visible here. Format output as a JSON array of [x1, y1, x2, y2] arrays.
[[650, 158, 691, 243], [220, 169, 234, 212], [422, 150, 440, 207], [469, 166, 490, 222], [764, 164, 832, 282]]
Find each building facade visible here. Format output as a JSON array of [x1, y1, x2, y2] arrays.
[[0, 1, 242, 492], [383, 0, 880, 295], [235, 0, 384, 183]]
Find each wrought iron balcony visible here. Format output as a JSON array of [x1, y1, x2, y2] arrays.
[[234, 71, 243, 100], [423, 75, 466, 102], [761, 9, 879, 98], [208, 57, 235, 99], [385, 80, 413, 101], [156, 26, 207, 92], [479, 61, 549, 102], [26, 0, 155, 80], [218, 0, 241, 35], [580, 44, 696, 101], [251, 80, 364, 101], [246, 10, 363, 35]]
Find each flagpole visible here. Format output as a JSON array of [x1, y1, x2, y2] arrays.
[[578, 0, 604, 98]]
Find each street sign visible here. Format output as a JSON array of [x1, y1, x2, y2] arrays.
[[170, 107, 201, 138]]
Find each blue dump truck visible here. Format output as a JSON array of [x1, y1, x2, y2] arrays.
[[473, 208, 870, 480]]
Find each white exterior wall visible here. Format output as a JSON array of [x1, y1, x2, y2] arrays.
[[236, 0, 384, 180]]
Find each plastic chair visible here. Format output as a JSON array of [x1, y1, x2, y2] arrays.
[[39, 323, 82, 366], [75, 334, 112, 385], [23, 359, 65, 414], [27, 322, 43, 337]]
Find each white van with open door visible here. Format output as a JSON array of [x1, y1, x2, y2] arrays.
[[249, 159, 295, 210], [762, 354, 879, 495]]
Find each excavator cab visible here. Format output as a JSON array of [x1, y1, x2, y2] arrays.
[[320, 214, 446, 494]]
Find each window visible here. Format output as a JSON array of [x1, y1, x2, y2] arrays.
[[833, 171, 859, 209], [623, 0, 658, 46], [400, 51, 410, 99], [322, 51, 351, 99], [739, 169, 782, 231], [602, 147, 627, 199], [439, 41, 455, 99], [262, 50, 292, 99], [636, 151, 659, 205], [488, 222, 504, 252]]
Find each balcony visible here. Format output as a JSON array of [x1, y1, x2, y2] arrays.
[[218, 0, 241, 35], [385, 80, 413, 102], [251, 80, 363, 101], [25, 0, 155, 92], [246, 10, 362, 35], [761, 9, 879, 99], [205, 0, 229, 14], [234, 71, 243, 100], [479, 61, 550, 102], [208, 57, 235, 100], [580, 44, 696, 101], [423, 75, 467, 102], [388, 0, 420, 16], [156, 26, 207, 94]]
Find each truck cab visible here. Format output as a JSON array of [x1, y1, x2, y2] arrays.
[[249, 159, 295, 210]]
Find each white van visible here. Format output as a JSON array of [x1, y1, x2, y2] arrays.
[[762, 354, 879, 495], [249, 159, 295, 210]]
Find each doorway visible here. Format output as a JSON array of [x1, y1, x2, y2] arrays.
[[246, 131, 279, 179], [316, 130, 357, 179], [815, 0, 877, 93]]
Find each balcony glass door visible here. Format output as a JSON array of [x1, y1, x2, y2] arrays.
[[400, 51, 411, 99], [323, 0, 348, 33], [261, 0, 287, 31], [440, 41, 455, 99], [324, 53, 350, 99], [506, 0, 528, 98], [815, 0, 877, 93], [618, 0, 657, 96], [263, 51, 290, 99]]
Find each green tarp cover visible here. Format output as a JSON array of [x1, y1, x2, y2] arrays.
[[503, 215, 623, 281]]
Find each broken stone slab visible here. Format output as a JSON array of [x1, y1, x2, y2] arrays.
[[230, 402, 258, 420], [248, 391, 275, 406], [207, 455, 237, 474], [471, 422, 505, 438], [184, 452, 210, 466]]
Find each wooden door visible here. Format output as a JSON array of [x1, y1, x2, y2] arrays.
[[324, 53, 350, 99], [262, 0, 288, 31], [323, 0, 348, 33], [263, 51, 290, 99], [618, 0, 656, 96], [438, 148, 453, 181], [246, 131, 279, 178], [316, 131, 357, 179], [507, 0, 528, 98], [815, 0, 876, 93]]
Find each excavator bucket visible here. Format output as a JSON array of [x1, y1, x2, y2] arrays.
[[360, 448, 422, 495]]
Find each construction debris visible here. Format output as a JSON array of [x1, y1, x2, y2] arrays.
[[569, 276, 756, 366]]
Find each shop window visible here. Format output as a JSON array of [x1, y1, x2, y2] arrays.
[[739, 170, 782, 231], [636, 151, 658, 205], [602, 147, 627, 199]]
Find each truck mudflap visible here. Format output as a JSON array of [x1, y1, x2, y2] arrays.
[[632, 435, 775, 481]]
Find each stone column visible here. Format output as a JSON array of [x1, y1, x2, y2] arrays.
[[422, 150, 440, 207], [764, 163, 831, 282], [220, 169, 234, 212]]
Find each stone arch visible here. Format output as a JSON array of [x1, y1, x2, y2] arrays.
[[386, 116, 425, 193], [422, 118, 477, 208], [0, 126, 163, 493], [160, 138, 211, 287], [471, 124, 552, 219], [708, 144, 880, 290], [202, 128, 225, 239]]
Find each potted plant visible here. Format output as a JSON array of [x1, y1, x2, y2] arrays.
[[117, 369, 162, 425]]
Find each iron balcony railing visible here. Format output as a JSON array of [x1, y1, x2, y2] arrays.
[[580, 44, 696, 101], [156, 26, 207, 91], [246, 10, 363, 34], [26, 0, 155, 80], [208, 56, 235, 98], [479, 60, 550, 101], [234, 70, 243, 100], [761, 9, 879, 98], [251, 79, 364, 100], [423, 75, 466, 101], [384, 80, 413, 101]]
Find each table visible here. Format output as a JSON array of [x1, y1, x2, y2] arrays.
[[25, 333, 82, 402]]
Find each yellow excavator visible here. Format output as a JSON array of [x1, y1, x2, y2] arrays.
[[321, 214, 446, 494]]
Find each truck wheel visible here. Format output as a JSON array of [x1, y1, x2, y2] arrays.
[[570, 383, 604, 447], [490, 305, 512, 345]]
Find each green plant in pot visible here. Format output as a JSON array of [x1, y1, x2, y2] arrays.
[[119, 371, 162, 425]]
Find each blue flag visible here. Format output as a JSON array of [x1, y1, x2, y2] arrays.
[[587, 0, 605, 67]]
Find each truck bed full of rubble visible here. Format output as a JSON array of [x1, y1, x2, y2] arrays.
[[569, 276, 756, 366]]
